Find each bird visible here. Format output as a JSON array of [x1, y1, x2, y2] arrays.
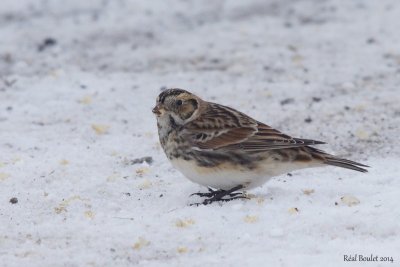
[[152, 88, 369, 205]]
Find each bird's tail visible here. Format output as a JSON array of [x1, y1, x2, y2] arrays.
[[308, 147, 369, 173], [324, 157, 369, 172]]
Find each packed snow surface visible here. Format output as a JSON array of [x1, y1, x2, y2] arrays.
[[0, 0, 399, 266]]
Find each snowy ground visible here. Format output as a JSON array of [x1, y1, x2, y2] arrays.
[[1, 0, 399, 266]]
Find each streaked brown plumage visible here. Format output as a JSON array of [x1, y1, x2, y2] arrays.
[[152, 88, 369, 204]]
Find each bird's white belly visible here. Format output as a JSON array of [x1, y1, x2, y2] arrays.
[[171, 158, 316, 190], [171, 158, 286, 190]]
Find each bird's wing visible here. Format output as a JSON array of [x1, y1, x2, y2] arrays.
[[228, 122, 326, 151], [183, 103, 325, 151]]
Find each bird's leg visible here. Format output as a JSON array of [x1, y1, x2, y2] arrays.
[[190, 187, 222, 198], [190, 185, 248, 206]]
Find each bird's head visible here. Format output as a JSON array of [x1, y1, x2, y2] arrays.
[[152, 88, 202, 125]]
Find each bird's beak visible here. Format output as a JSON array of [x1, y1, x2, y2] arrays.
[[152, 104, 162, 116]]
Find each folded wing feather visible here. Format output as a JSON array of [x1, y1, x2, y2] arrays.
[[184, 103, 325, 151]]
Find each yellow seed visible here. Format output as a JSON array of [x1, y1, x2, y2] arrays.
[[138, 179, 152, 189], [54, 206, 67, 214], [106, 173, 120, 182], [244, 215, 259, 223], [288, 207, 299, 214], [355, 129, 369, 140], [0, 173, 10, 181], [78, 96, 92, 104], [84, 211, 95, 219], [302, 189, 315, 195], [341, 195, 360, 207], [291, 54, 303, 63], [91, 124, 110, 135], [177, 246, 188, 253], [256, 197, 265, 204], [54, 196, 90, 214], [133, 237, 150, 250], [60, 159, 69, 165], [175, 218, 195, 228]]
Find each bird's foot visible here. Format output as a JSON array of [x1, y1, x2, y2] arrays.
[[190, 187, 243, 198], [190, 185, 248, 206], [190, 187, 219, 198], [200, 195, 248, 206]]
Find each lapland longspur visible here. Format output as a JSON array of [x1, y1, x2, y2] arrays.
[[152, 89, 368, 205]]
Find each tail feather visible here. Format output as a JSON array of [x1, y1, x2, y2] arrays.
[[324, 157, 369, 172], [307, 147, 369, 173]]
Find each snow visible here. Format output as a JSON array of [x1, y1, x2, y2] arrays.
[[1, 0, 399, 266]]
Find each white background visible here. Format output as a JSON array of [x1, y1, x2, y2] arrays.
[[0, 0, 399, 266]]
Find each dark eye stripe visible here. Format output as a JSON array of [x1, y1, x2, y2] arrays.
[[188, 99, 198, 109]]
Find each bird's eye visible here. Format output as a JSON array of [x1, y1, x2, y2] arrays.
[[176, 100, 183, 106]]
